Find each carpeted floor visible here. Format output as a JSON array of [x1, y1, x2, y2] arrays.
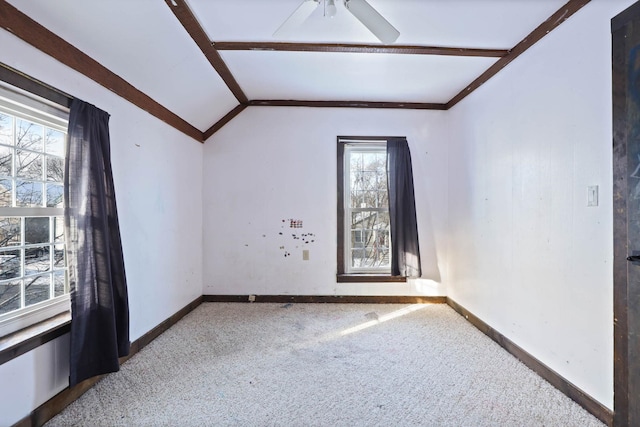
[[46, 303, 605, 426]]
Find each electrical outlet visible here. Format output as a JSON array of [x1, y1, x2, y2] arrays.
[[302, 250, 309, 260], [248, 295, 256, 302]]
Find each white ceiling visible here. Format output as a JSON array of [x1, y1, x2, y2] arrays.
[[220, 50, 498, 103], [190, 0, 566, 47], [4, 0, 571, 134]]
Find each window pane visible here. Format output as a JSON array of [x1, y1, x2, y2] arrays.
[[25, 217, 49, 244], [16, 180, 43, 207], [0, 113, 13, 146], [350, 210, 390, 269], [45, 129, 64, 156], [16, 119, 43, 151], [364, 190, 379, 209], [54, 271, 65, 297], [16, 150, 43, 180], [0, 280, 21, 315], [25, 247, 50, 275], [0, 145, 12, 177], [25, 275, 50, 307], [350, 190, 364, 209], [0, 252, 20, 280], [349, 150, 387, 210], [0, 217, 21, 248], [46, 156, 63, 182], [53, 244, 65, 269], [46, 184, 63, 208], [53, 217, 64, 242], [0, 180, 11, 207]]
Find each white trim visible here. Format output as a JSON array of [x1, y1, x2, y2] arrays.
[[0, 83, 68, 132], [0, 207, 63, 217], [0, 82, 69, 339], [343, 142, 391, 274], [0, 294, 69, 337]]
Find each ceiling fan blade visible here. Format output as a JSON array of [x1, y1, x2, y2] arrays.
[[273, 0, 320, 38], [344, 0, 399, 44]]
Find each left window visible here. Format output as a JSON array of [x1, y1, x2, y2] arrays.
[[0, 83, 69, 337]]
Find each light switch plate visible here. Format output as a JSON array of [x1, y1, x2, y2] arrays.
[[588, 185, 599, 207]]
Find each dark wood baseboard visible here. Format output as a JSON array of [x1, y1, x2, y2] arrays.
[[13, 296, 203, 427], [122, 296, 202, 362], [203, 294, 447, 304], [446, 298, 613, 427]]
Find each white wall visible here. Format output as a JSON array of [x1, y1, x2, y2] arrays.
[[446, 0, 635, 410], [0, 29, 204, 426], [203, 107, 449, 297], [1, 0, 631, 422]]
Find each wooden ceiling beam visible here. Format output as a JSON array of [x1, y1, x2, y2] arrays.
[[249, 100, 447, 110], [214, 42, 509, 58], [201, 100, 446, 140], [165, 0, 248, 104], [446, 0, 592, 109], [0, 1, 203, 142], [203, 104, 247, 141]]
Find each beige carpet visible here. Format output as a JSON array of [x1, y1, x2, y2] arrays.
[[46, 303, 604, 426]]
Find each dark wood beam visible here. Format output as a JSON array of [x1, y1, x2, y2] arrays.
[[446, 0, 592, 109], [202, 100, 446, 139], [213, 41, 509, 58], [203, 104, 247, 140], [165, 0, 248, 104], [249, 99, 448, 110], [0, 1, 203, 142]]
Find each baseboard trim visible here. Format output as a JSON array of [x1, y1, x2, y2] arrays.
[[122, 296, 203, 363], [446, 298, 613, 427], [14, 295, 203, 427], [203, 294, 447, 304]]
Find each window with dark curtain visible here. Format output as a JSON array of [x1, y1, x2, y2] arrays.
[[387, 137, 421, 277], [65, 99, 129, 386]]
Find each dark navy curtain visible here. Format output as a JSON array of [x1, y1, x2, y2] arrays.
[[65, 99, 130, 387], [387, 137, 422, 277]]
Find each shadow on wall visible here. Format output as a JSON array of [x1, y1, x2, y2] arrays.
[[418, 211, 442, 283], [413, 160, 442, 283]]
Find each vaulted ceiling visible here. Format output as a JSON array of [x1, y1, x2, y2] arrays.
[[0, 0, 589, 142]]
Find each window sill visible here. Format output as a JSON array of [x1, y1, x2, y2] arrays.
[[337, 274, 407, 283], [0, 311, 71, 366]]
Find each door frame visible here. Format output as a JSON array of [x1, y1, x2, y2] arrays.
[[612, 2, 640, 425]]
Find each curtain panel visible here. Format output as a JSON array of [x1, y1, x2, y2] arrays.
[[387, 137, 422, 277], [65, 99, 130, 387]]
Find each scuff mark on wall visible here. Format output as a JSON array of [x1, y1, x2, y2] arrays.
[[274, 218, 316, 259]]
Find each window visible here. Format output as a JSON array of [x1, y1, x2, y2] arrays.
[[344, 142, 390, 273], [338, 137, 402, 280], [0, 83, 69, 337]]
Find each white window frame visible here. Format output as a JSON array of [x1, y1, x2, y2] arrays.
[[343, 141, 391, 274], [0, 82, 69, 338]]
